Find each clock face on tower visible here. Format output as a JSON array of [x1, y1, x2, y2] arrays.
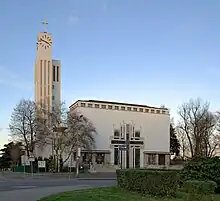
[[37, 34, 52, 50]]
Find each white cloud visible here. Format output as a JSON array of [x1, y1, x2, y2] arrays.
[[68, 12, 79, 25]]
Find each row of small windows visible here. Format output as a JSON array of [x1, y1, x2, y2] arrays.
[[80, 103, 166, 114]]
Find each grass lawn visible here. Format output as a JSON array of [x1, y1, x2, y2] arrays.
[[39, 187, 220, 201]]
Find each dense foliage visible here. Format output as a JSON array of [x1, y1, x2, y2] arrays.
[[116, 169, 179, 196], [0, 142, 23, 169], [179, 157, 220, 192], [170, 124, 180, 156], [184, 180, 217, 195]]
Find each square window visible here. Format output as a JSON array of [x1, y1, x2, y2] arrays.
[[108, 105, 113, 109], [145, 109, 149, 113], [139, 108, 143, 112], [127, 107, 131, 111], [95, 104, 99, 108], [151, 109, 155, 113], [81, 103, 86, 107], [115, 106, 119, 110], [156, 110, 160, 114], [88, 103, 93, 108], [114, 130, 120, 138], [101, 105, 106, 109], [121, 106, 125, 110], [162, 110, 166, 114], [135, 131, 140, 138], [133, 107, 137, 111]]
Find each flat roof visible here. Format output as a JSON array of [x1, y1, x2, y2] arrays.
[[69, 100, 168, 110]]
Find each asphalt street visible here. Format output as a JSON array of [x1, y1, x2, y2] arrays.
[[0, 178, 116, 192], [0, 172, 116, 200]]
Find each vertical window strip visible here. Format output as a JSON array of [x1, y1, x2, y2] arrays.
[[40, 60, 43, 85], [53, 66, 55, 81], [57, 66, 59, 82], [44, 60, 47, 85]]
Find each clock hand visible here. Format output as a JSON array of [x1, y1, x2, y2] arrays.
[[40, 39, 51, 46]]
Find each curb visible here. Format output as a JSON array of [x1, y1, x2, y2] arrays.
[[77, 178, 116, 180]]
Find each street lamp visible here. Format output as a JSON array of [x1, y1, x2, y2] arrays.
[[76, 115, 83, 177]]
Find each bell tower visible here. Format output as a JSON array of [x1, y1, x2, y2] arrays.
[[34, 21, 61, 158], [34, 20, 61, 112]]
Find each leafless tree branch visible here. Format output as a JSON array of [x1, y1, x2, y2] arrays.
[[177, 98, 220, 158]]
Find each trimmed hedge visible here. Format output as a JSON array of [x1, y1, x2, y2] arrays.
[[116, 169, 179, 196], [179, 157, 220, 192], [184, 180, 217, 195]]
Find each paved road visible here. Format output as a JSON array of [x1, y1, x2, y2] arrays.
[[0, 173, 116, 201], [0, 178, 116, 192]]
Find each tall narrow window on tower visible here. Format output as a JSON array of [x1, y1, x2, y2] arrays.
[[44, 60, 47, 85], [57, 66, 59, 82], [48, 61, 50, 83], [53, 65, 55, 81], [40, 60, 43, 85], [48, 61, 50, 95]]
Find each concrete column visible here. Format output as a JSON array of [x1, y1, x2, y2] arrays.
[[129, 147, 133, 168], [104, 153, 110, 165], [165, 155, 170, 166], [155, 154, 159, 165], [123, 150, 126, 169], [140, 150, 144, 168], [144, 153, 148, 167], [92, 153, 96, 164], [110, 149, 114, 166]]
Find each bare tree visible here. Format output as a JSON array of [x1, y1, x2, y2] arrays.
[[63, 111, 97, 163], [9, 99, 38, 157], [176, 125, 190, 159], [36, 103, 97, 171], [177, 98, 219, 158]]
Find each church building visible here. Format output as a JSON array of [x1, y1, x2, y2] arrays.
[[33, 21, 170, 170], [69, 100, 170, 169]]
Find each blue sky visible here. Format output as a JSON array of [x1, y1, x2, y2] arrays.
[[0, 0, 220, 148]]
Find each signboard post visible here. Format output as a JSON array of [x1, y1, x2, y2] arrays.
[[68, 159, 76, 179], [38, 161, 46, 172], [29, 156, 35, 176], [76, 148, 81, 177]]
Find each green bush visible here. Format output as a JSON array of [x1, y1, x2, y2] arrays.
[[184, 180, 217, 195], [179, 157, 220, 192], [116, 169, 179, 196]]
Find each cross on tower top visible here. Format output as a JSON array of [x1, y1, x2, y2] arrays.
[[42, 20, 48, 32]]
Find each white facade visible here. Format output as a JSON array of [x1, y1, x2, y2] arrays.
[[69, 100, 170, 169]]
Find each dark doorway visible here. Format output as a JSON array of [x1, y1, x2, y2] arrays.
[[159, 154, 166, 165], [135, 148, 140, 168], [114, 148, 119, 165]]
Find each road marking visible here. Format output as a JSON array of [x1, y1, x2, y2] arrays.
[[13, 186, 36, 189]]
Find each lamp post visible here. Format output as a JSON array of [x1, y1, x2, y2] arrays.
[[76, 115, 83, 178]]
